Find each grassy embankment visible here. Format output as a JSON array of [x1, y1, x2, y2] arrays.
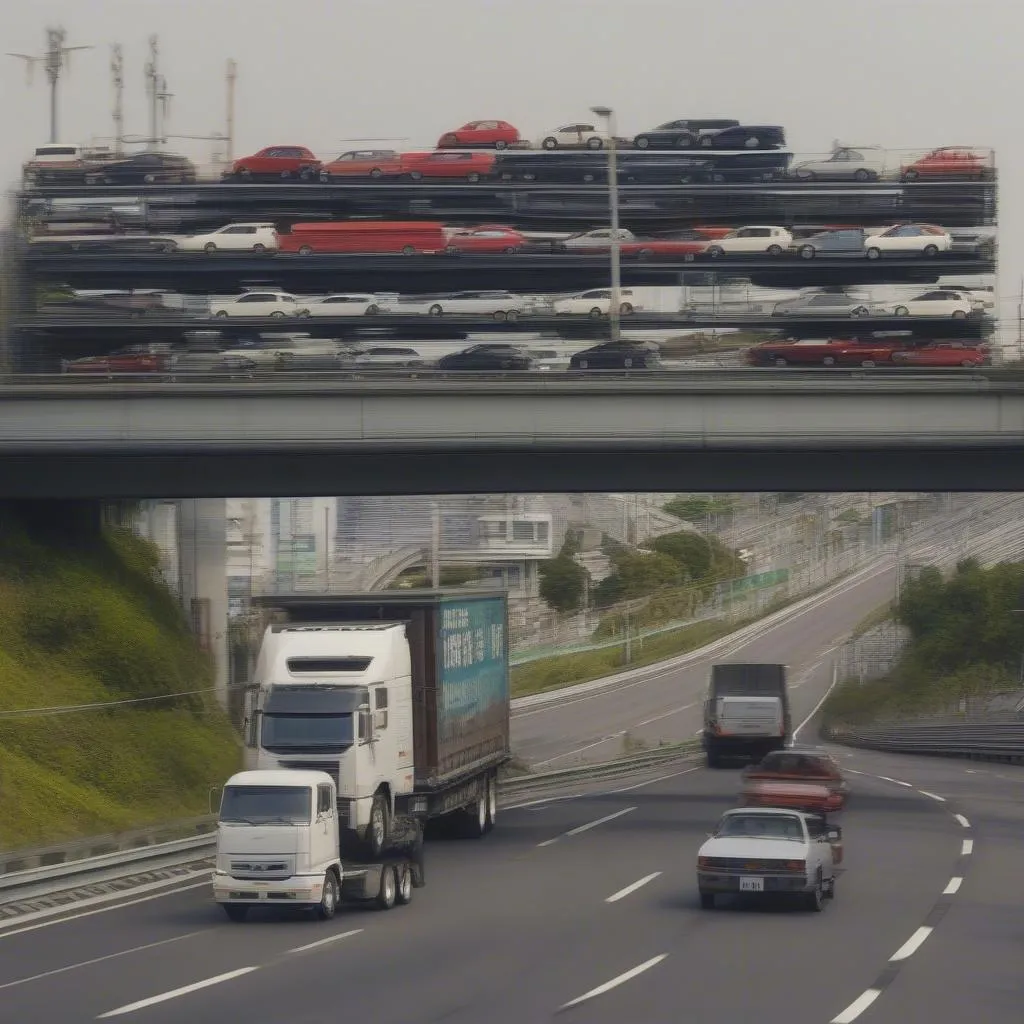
[[822, 559, 1024, 727], [0, 516, 240, 850]]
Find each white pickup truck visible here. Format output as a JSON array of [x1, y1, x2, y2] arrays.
[[696, 807, 842, 912]]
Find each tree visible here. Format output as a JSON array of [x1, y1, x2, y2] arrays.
[[538, 555, 589, 613], [593, 550, 684, 607]]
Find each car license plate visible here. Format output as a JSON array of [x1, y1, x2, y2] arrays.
[[739, 876, 764, 892]]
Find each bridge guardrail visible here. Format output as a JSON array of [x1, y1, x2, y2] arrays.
[[825, 717, 1024, 762]]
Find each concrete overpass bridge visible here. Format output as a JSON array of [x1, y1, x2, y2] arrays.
[[1, 369, 1024, 496]]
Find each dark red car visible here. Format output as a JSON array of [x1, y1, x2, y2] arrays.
[[901, 147, 994, 181], [401, 150, 495, 181], [436, 120, 520, 149], [445, 226, 526, 254], [62, 345, 170, 374], [319, 149, 404, 180], [228, 146, 321, 181], [890, 341, 988, 367], [746, 337, 903, 367]]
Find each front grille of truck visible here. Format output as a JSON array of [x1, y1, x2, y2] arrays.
[[230, 860, 292, 879], [701, 857, 802, 873]]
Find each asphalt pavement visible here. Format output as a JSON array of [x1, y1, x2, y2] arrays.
[[4, 751, 1018, 1023]]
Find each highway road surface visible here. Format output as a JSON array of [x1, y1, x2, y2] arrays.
[[512, 494, 1024, 768], [0, 748, 1019, 1023]]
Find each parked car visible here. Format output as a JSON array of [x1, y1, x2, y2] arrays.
[[84, 151, 196, 186], [402, 150, 495, 181], [226, 336, 342, 366], [537, 123, 610, 150], [227, 146, 321, 181], [436, 121, 520, 149], [23, 143, 119, 185], [318, 149, 404, 180], [632, 119, 740, 149], [277, 221, 448, 255], [210, 292, 309, 318], [793, 228, 868, 259], [61, 343, 172, 374], [169, 351, 257, 375], [741, 747, 850, 811], [171, 223, 278, 253], [304, 294, 388, 316], [437, 344, 534, 370], [696, 807, 840, 911], [863, 224, 952, 259], [891, 289, 974, 318], [569, 341, 662, 370], [746, 336, 903, 367], [419, 290, 527, 319], [561, 228, 638, 250], [697, 125, 786, 150], [706, 226, 793, 257], [891, 341, 988, 367], [771, 290, 889, 318], [445, 227, 526, 254], [552, 288, 641, 317], [351, 346, 424, 368], [791, 146, 888, 182], [901, 147, 994, 181]]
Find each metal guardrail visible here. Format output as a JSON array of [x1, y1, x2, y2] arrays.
[[0, 745, 698, 902], [825, 718, 1024, 762]]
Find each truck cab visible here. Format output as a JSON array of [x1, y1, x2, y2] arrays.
[[702, 662, 791, 767]]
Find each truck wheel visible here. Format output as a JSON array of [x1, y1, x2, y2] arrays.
[[367, 794, 390, 858], [396, 863, 413, 905], [317, 871, 339, 920], [376, 865, 397, 910], [223, 904, 249, 922], [485, 773, 497, 833], [699, 892, 715, 910], [461, 793, 488, 839]]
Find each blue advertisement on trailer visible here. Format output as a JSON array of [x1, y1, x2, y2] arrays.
[[436, 596, 508, 743]]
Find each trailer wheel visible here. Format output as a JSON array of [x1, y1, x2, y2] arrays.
[[317, 870, 339, 920], [396, 863, 413, 905], [223, 904, 249, 922], [367, 794, 390, 858], [376, 865, 397, 910]]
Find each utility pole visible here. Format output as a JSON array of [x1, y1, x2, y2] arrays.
[[7, 27, 93, 143], [110, 44, 124, 154], [225, 59, 237, 165], [144, 35, 172, 147]]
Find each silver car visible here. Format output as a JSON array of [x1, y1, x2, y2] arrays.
[[772, 291, 890, 318], [791, 146, 890, 182]]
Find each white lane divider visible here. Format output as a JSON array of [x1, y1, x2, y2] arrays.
[[962, 838, 974, 855], [831, 988, 882, 1024], [537, 807, 636, 848], [97, 966, 259, 1018], [954, 814, 971, 828], [889, 925, 933, 962], [919, 790, 946, 803], [288, 929, 362, 954], [609, 767, 700, 794], [943, 877, 963, 895], [559, 953, 668, 1010], [605, 872, 661, 904], [0, 931, 206, 992]]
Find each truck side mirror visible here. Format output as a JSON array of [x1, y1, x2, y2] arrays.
[[245, 710, 260, 748], [359, 709, 374, 744], [827, 829, 841, 842], [209, 785, 222, 815]]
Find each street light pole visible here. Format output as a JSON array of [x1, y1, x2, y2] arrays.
[[590, 105, 621, 345]]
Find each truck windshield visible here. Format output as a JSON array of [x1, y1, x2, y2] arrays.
[[220, 785, 311, 824], [261, 713, 355, 752]]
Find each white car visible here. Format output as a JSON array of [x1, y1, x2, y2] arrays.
[[791, 146, 889, 182], [863, 224, 952, 259], [562, 228, 636, 250], [210, 292, 308, 317], [537, 123, 610, 150], [226, 336, 342, 366], [352, 345, 424, 368], [892, 289, 974, 318], [697, 807, 841, 912], [706, 226, 793, 257], [172, 223, 278, 253], [406, 290, 527, 319], [552, 288, 641, 317], [940, 286, 994, 311], [304, 294, 389, 316]]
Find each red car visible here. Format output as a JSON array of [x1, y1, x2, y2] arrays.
[[228, 146, 321, 181], [401, 150, 495, 181], [436, 120, 520, 149], [891, 342, 988, 367], [445, 226, 526, 254], [901, 147, 994, 182], [319, 149, 404, 180], [61, 345, 170, 374], [746, 336, 903, 367]]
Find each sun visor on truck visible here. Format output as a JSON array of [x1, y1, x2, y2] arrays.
[[264, 685, 369, 715]]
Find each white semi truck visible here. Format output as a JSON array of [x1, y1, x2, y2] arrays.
[[244, 590, 511, 857]]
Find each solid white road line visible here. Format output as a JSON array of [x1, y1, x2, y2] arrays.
[[559, 954, 668, 1010], [831, 988, 882, 1024], [962, 839, 974, 855], [890, 926, 933, 962], [0, 879, 211, 940], [954, 814, 971, 828], [792, 663, 840, 740], [97, 966, 259, 1018], [892, 780, 913, 787], [605, 872, 662, 903], [0, 931, 206, 992], [919, 790, 946, 802], [609, 767, 700, 794], [503, 793, 586, 811], [943, 877, 963, 895], [288, 929, 362, 954], [537, 807, 636, 847]]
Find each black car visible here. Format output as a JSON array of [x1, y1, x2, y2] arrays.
[[84, 151, 196, 186], [632, 119, 740, 150], [697, 125, 787, 150], [569, 341, 662, 370], [495, 152, 607, 183], [437, 344, 534, 371]]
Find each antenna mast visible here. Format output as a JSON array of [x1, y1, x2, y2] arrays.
[[111, 44, 124, 154], [144, 36, 172, 147], [226, 58, 237, 165], [6, 27, 93, 143]]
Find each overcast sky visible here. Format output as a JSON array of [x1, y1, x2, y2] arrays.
[[2, 0, 1017, 310]]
